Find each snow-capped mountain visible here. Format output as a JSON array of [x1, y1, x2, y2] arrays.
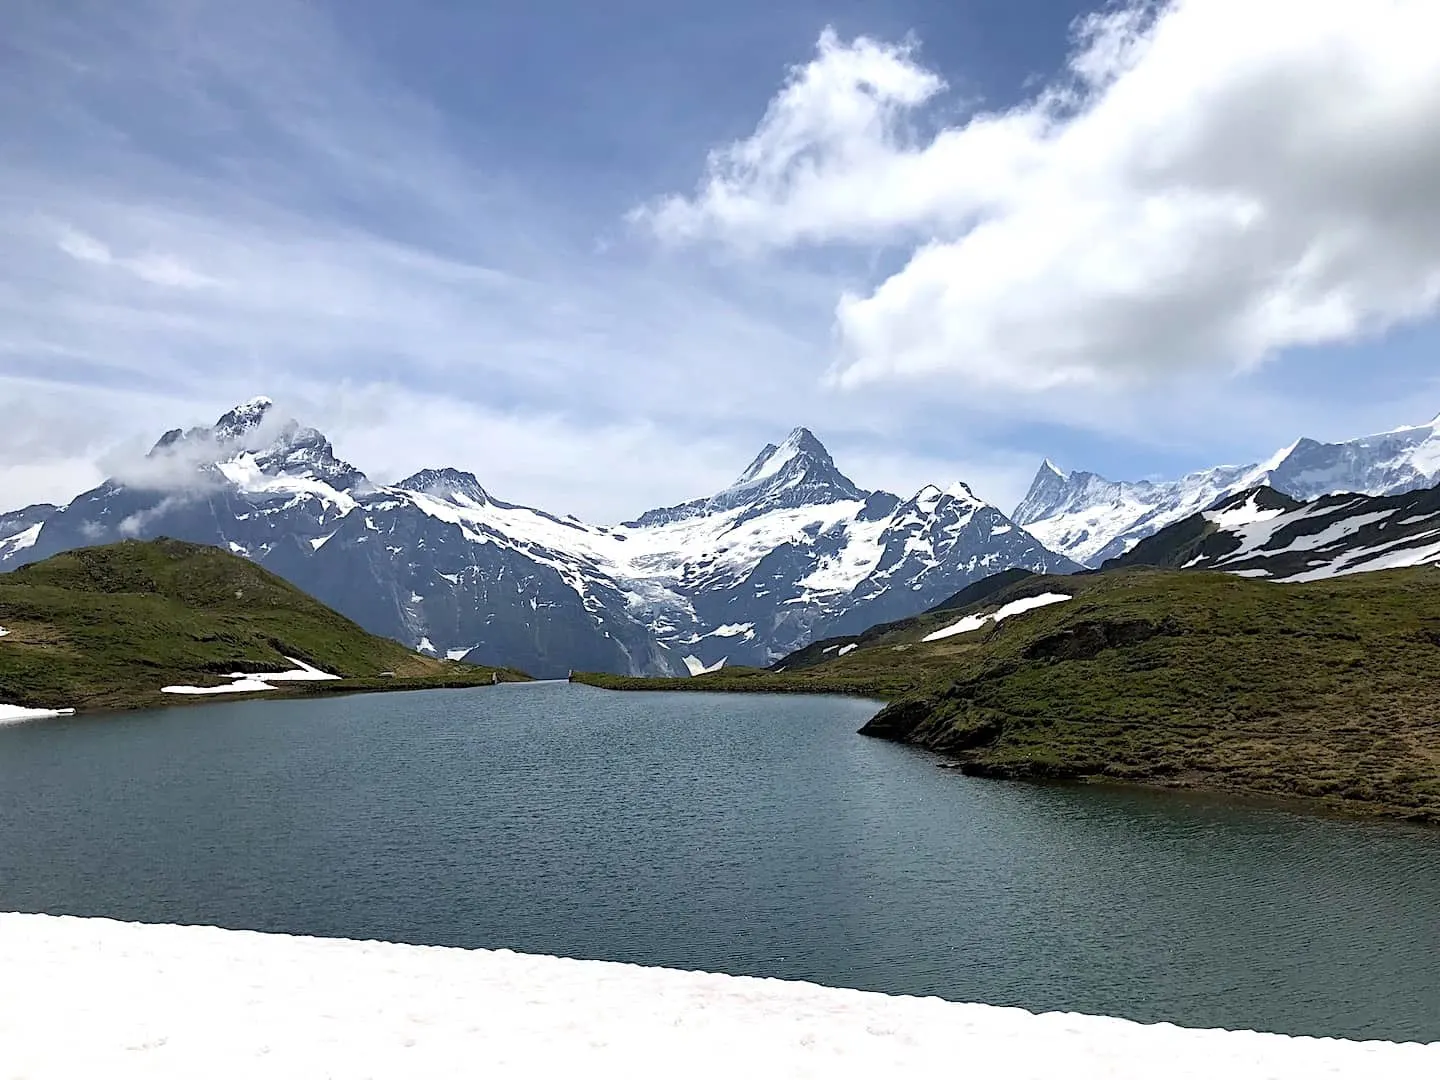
[[1014, 413, 1440, 567], [1108, 483, 1440, 583], [2, 400, 1075, 678]]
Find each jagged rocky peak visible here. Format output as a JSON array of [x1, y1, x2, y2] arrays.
[[399, 467, 490, 507], [1012, 459, 1098, 525], [143, 396, 364, 490], [214, 396, 275, 442], [623, 426, 869, 527], [899, 480, 983, 517], [719, 427, 866, 508], [734, 427, 832, 484]]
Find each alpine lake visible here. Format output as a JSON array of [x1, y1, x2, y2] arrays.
[[2, 682, 1437, 1042]]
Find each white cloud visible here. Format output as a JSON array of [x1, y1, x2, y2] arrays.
[[56, 226, 218, 290], [637, 1, 1440, 393]]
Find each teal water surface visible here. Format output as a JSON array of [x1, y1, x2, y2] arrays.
[[1, 682, 1436, 1041]]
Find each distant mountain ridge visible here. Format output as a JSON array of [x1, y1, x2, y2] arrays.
[[0, 401, 1074, 678], [1013, 413, 1440, 566], [1103, 482, 1440, 582]]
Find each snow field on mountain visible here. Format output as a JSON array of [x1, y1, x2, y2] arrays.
[[1, 913, 1433, 1079], [1205, 492, 1288, 528], [217, 455, 358, 516], [1278, 533, 1440, 583], [923, 593, 1072, 642], [1018, 414, 1440, 567], [0, 523, 41, 557], [161, 658, 338, 695], [1182, 490, 1440, 582]]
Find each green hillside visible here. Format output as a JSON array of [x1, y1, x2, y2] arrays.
[[576, 567, 1440, 822], [0, 538, 528, 712]]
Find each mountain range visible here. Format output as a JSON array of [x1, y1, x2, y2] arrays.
[[8, 399, 1440, 678], [1105, 483, 1440, 582], [0, 399, 1074, 678], [1014, 415, 1440, 566]]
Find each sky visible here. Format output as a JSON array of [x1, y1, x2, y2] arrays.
[[3, 0, 1440, 522]]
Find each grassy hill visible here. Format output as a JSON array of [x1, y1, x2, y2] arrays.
[[576, 566, 1440, 822], [0, 538, 529, 712]]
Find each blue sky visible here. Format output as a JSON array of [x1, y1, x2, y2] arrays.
[[3, 0, 1439, 520]]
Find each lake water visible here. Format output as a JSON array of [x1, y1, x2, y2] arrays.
[[1, 682, 1437, 1042]]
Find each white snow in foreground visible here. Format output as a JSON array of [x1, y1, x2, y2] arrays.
[[837, 643, 858, 657], [0, 703, 76, 724], [0, 914, 1433, 1080], [161, 658, 339, 696], [923, 593, 1072, 642], [0, 626, 8, 637], [683, 654, 726, 676]]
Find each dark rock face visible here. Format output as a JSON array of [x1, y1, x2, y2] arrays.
[[3, 406, 1079, 678], [1104, 482, 1440, 582]]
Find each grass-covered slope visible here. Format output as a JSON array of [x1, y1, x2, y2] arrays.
[[576, 567, 1440, 822], [0, 538, 528, 712]]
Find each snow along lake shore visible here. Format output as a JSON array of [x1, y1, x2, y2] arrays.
[[1, 914, 1435, 1078]]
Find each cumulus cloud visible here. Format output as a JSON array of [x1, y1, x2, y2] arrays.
[[635, 0, 1440, 392]]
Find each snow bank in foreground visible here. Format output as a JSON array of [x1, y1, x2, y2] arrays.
[[0, 704, 76, 724], [0, 625, 9, 637], [0, 914, 1432, 1079], [161, 657, 339, 696], [923, 593, 1073, 642]]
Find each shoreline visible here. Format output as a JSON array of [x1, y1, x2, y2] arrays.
[[2, 670, 534, 722], [568, 673, 1440, 828]]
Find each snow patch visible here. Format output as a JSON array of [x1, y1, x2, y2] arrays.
[[161, 657, 339, 695], [837, 643, 858, 657], [922, 613, 992, 641], [417, 637, 437, 655], [1205, 493, 1287, 528], [0, 522, 42, 554], [683, 655, 726, 676], [923, 593, 1072, 642], [707, 622, 755, 639], [0, 703, 76, 724]]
